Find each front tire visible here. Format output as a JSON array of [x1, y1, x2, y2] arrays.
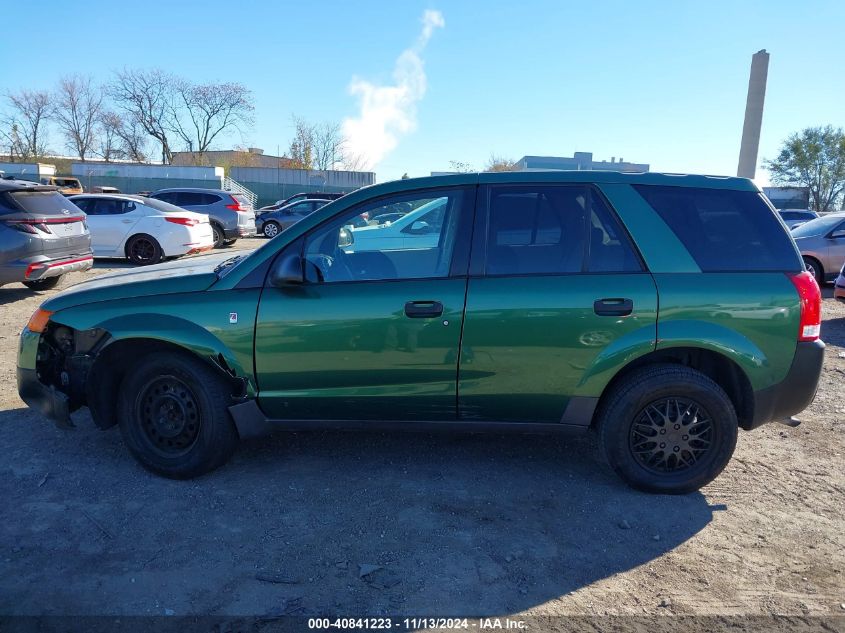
[[117, 352, 239, 479], [596, 364, 738, 494], [22, 275, 62, 290], [126, 234, 163, 265], [262, 221, 281, 238]]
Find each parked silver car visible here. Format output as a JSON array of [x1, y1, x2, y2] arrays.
[[791, 212, 845, 285], [0, 180, 93, 290], [148, 188, 256, 247]]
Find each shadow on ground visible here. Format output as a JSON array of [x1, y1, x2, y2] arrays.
[[0, 407, 718, 616]]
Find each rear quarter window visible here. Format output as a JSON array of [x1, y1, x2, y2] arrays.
[[633, 185, 802, 272]]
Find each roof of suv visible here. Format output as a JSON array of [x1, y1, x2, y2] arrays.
[[152, 188, 238, 195], [0, 179, 58, 192]]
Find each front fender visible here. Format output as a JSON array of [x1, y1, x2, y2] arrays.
[[50, 291, 259, 396]]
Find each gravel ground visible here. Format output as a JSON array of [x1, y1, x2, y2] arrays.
[[0, 239, 842, 617]]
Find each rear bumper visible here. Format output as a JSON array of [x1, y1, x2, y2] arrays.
[[223, 226, 256, 239], [749, 340, 825, 429], [1, 253, 93, 285], [26, 255, 93, 281]]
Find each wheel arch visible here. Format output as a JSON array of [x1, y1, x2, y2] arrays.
[[592, 345, 756, 431], [48, 311, 256, 430]]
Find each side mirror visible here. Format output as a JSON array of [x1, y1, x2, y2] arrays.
[[405, 220, 432, 235], [830, 229, 845, 239], [269, 253, 304, 286]]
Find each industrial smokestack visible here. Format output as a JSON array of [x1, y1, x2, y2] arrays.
[[737, 49, 770, 179]]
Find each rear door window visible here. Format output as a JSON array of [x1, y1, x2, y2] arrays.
[[484, 185, 641, 275], [634, 185, 802, 272]]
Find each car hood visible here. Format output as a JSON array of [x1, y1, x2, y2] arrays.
[[42, 252, 232, 312]]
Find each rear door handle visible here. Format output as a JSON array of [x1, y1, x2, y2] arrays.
[[404, 300, 444, 318], [594, 298, 634, 316]]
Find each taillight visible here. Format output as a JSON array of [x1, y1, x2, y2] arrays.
[[788, 271, 822, 342], [2, 219, 52, 234], [225, 196, 245, 211], [165, 217, 199, 226]]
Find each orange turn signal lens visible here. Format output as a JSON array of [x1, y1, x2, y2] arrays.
[[27, 308, 54, 333]]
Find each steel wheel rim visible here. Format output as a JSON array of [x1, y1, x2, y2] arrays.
[[136, 375, 201, 457], [264, 222, 279, 238], [131, 238, 155, 262], [629, 397, 714, 474]]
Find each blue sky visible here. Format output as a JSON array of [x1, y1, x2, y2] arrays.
[[2, 0, 843, 183]]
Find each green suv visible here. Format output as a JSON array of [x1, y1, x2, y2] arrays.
[[17, 172, 824, 493]]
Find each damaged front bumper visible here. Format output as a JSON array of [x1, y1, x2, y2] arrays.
[[17, 366, 73, 428], [16, 326, 73, 428]]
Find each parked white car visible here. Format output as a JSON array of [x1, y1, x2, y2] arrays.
[[343, 197, 448, 252], [69, 194, 214, 265]]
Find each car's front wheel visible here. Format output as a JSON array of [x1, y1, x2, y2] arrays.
[[262, 221, 281, 238], [22, 275, 62, 291], [118, 352, 239, 479], [596, 364, 738, 494], [126, 234, 163, 265]]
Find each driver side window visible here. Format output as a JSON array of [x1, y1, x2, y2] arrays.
[[303, 188, 468, 283]]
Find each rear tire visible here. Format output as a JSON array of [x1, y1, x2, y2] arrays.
[[803, 256, 824, 286], [596, 364, 738, 494], [117, 352, 239, 479], [211, 224, 225, 248], [126, 234, 163, 265], [22, 275, 62, 290]]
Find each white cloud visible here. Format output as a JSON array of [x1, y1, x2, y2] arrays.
[[342, 10, 444, 170]]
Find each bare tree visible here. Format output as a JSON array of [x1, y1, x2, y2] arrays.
[[312, 121, 346, 171], [484, 154, 519, 172], [53, 75, 103, 160], [98, 111, 148, 162], [108, 68, 176, 163], [340, 151, 370, 172], [287, 116, 315, 170], [170, 80, 254, 157], [448, 160, 474, 173], [1, 89, 51, 158]]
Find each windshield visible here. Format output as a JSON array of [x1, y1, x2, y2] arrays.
[[791, 214, 845, 237]]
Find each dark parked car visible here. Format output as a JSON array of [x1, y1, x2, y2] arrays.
[[778, 209, 818, 230], [256, 199, 331, 238], [258, 191, 345, 212], [0, 179, 93, 290], [149, 188, 256, 247], [17, 171, 823, 494]]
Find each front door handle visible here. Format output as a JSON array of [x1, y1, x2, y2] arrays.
[[404, 300, 443, 318], [594, 298, 633, 316]]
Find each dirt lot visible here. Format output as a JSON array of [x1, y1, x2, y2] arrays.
[[0, 240, 843, 618]]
